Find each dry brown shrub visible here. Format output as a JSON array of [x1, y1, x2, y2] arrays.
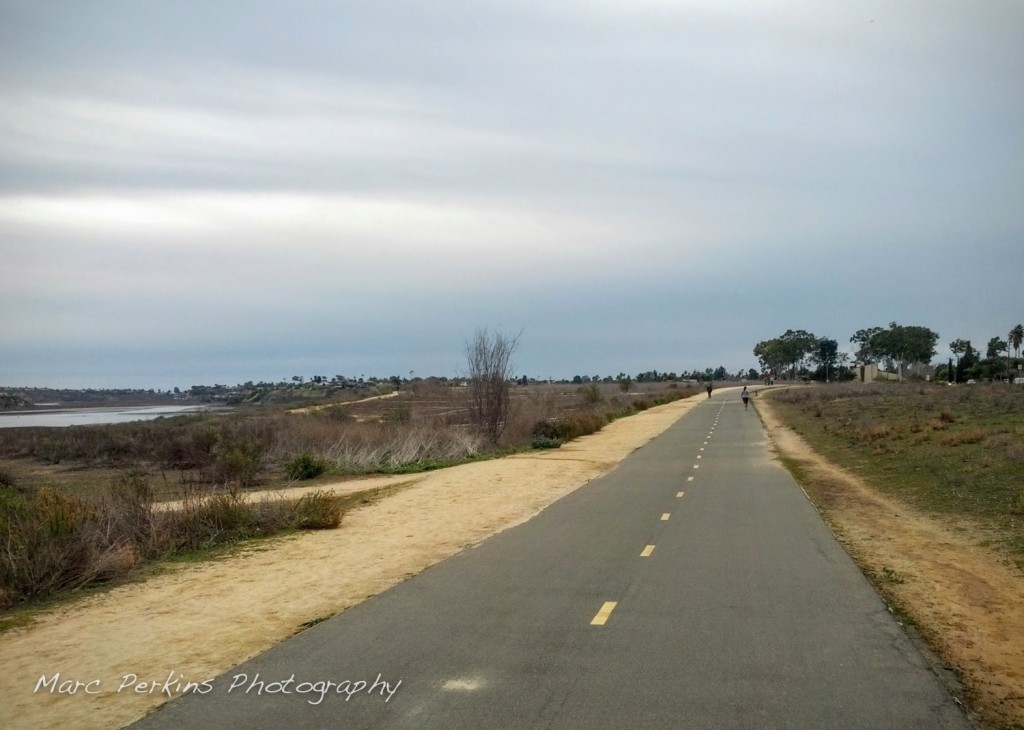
[[92, 542, 141, 579], [858, 424, 890, 443], [1, 472, 346, 607], [939, 428, 986, 447]]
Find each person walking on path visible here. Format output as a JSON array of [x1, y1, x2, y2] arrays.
[[741, 386, 750, 410], [706, 382, 713, 398]]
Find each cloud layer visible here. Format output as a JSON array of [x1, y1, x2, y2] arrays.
[[2, 1, 1022, 387]]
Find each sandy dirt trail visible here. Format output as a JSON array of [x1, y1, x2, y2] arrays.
[[286, 389, 399, 415], [757, 396, 1024, 730], [0, 393, 707, 730]]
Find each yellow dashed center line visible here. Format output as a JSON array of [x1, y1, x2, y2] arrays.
[[591, 601, 617, 626], [687, 476, 694, 482], [661, 513, 671, 521], [677, 491, 685, 497], [641, 545, 655, 557]]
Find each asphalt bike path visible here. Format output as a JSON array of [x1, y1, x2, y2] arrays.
[[133, 389, 970, 729]]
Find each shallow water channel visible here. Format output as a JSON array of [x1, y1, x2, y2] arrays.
[[0, 405, 215, 429]]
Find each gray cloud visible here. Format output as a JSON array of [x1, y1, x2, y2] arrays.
[[2, 0, 1022, 388]]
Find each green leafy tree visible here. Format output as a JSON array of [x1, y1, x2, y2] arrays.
[[956, 341, 978, 382], [987, 336, 1008, 359], [779, 329, 818, 378], [755, 330, 817, 379], [867, 322, 938, 379], [753, 338, 787, 379], [949, 338, 970, 383], [850, 327, 884, 363], [810, 337, 839, 380]]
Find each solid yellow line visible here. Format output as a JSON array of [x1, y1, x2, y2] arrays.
[[591, 601, 617, 626], [641, 545, 655, 557], [661, 513, 671, 521]]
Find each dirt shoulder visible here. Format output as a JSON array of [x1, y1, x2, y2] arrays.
[[757, 395, 1024, 730], [0, 393, 707, 730]]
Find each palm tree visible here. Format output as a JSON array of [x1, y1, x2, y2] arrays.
[[1010, 324, 1024, 359]]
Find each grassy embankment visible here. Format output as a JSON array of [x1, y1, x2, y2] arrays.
[[765, 382, 1024, 564]]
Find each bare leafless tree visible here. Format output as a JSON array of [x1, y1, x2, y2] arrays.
[[464, 328, 521, 445]]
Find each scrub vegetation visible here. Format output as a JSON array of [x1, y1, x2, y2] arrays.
[[0, 474, 341, 608], [0, 379, 698, 608], [0, 381, 696, 496]]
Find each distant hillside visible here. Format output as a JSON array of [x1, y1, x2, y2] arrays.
[[0, 388, 177, 411]]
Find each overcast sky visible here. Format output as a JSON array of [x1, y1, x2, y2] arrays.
[[2, 1, 1022, 389]]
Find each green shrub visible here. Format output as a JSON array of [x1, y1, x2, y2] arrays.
[[564, 412, 607, 439], [172, 486, 263, 550], [201, 491, 256, 533], [579, 383, 603, 405], [0, 472, 349, 608], [34, 487, 95, 538], [0, 484, 25, 514], [386, 402, 412, 424], [531, 435, 563, 449], [531, 420, 562, 441], [317, 406, 354, 423], [531, 412, 607, 444], [0, 467, 16, 489], [285, 452, 330, 481], [291, 490, 342, 529], [0, 487, 98, 605], [213, 441, 263, 486]]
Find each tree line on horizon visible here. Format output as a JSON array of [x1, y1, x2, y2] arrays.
[[754, 322, 1024, 383]]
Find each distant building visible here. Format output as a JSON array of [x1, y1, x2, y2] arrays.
[[856, 362, 935, 382], [856, 363, 898, 383]]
